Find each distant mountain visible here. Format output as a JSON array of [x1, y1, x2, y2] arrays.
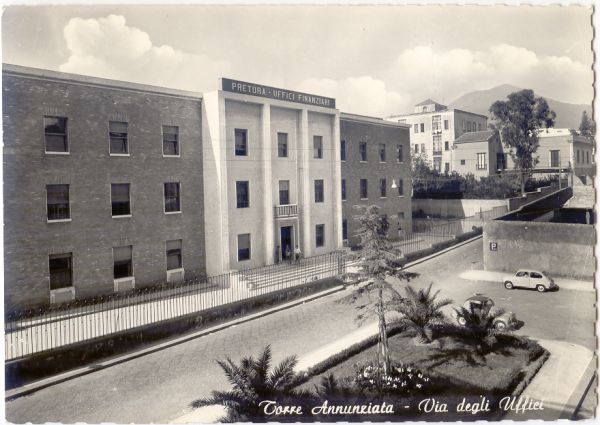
[[448, 84, 591, 129]]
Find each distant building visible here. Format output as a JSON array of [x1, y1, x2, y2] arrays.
[[453, 130, 504, 178], [340, 113, 412, 247], [386, 99, 488, 173], [452, 127, 594, 183]]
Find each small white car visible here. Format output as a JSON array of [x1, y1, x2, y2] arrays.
[[503, 270, 557, 292]]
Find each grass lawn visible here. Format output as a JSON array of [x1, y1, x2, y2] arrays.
[[298, 331, 547, 421]]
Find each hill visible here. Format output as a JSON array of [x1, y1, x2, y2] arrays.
[[448, 84, 591, 129]]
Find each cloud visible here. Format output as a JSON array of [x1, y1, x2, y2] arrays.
[[59, 15, 230, 92], [298, 76, 411, 117], [384, 44, 591, 112]]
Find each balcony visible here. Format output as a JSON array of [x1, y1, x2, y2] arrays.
[[432, 150, 442, 156], [274, 204, 298, 218]]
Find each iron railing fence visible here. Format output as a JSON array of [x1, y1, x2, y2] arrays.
[[5, 252, 346, 361], [4, 206, 508, 361]]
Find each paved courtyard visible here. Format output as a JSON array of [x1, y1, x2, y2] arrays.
[[6, 238, 596, 423]]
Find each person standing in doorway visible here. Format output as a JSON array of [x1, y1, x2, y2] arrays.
[[294, 245, 302, 264], [285, 245, 291, 263]]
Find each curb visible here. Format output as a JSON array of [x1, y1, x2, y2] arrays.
[[6, 284, 345, 400], [6, 232, 483, 400], [561, 354, 597, 419]]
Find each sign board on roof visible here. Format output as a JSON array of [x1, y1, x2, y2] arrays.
[[221, 78, 336, 109]]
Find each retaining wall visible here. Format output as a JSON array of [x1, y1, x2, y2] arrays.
[[412, 199, 507, 218]]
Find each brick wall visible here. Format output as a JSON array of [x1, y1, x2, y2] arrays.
[[3, 71, 206, 310], [340, 117, 412, 247]]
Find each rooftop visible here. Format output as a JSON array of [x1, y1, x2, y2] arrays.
[[340, 112, 411, 128], [414, 98, 446, 107], [386, 108, 488, 120], [3, 63, 204, 100], [454, 130, 496, 144]]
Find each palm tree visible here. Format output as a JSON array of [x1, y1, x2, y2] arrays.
[[452, 303, 508, 354], [395, 283, 453, 344], [191, 345, 313, 422]]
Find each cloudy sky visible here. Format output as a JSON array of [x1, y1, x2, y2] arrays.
[[2, 5, 594, 116]]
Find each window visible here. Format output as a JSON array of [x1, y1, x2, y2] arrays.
[[359, 142, 367, 161], [397, 178, 404, 196], [478, 123, 482, 131], [44, 116, 68, 153], [420, 123, 424, 133], [444, 162, 450, 173], [414, 144, 419, 154], [531, 272, 543, 279], [396, 144, 403, 163], [315, 224, 325, 247], [277, 132, 288, 158], [421, 143, 425, 153], [163, 125, 179, 156], [279, 180, 290, 205], [379, 178, 387, 198], [236, 181, 249, 208], [476, 153, 487, 170], [444, 141, 449, 151], [577, 150, 580, 163], [111, 183, 131, 216], [340, 140, 346, 161], [49, 253, 72, 290], [314, 179, 324, 203], [47, 184, 70, 221], [497, 153, 507, 170], [432, 115, 441, 133], [550, 150, 560, 167], [342, 219, 348, 241], [166, 240, 182, 270], [444, 120, 449, 130], [313, 136, 323, 159], [516, 271, 529, 277], [113, 246, 133, 279], [587, 151, 590, 164], [164, 182, 181, 213], [379, 143, 386, 162], [109, 121, 128, 154], [235, 129, 248, 156], [460, 159, 466, 165], [341, 179, 346, 201], [360, 179, 368, 199], [433, 134, 442, 152], [467, 122, 472, 132], [238, 234, 251, 261], [414, 124, 418, 134]]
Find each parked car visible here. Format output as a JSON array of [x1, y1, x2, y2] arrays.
[[452, 294, 518, 331], [503, 270, 557, 292]]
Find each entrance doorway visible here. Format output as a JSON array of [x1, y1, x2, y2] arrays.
[[280, 226, 293, 261]]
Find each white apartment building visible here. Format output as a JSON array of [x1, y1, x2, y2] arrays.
[[386, 99, 488, 173]]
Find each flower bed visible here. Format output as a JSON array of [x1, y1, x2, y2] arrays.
[[297, 331, 548, 421]]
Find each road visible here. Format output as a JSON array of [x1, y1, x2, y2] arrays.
[[6, 238, 596, 423]]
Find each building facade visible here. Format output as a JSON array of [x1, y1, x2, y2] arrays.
[[386, 99, 488, 173], [3, 64, 206, 310], [3, 67, 414, 309], [452, 130, 504, 178], [340, 113, 412, 247], [199, 79, 343, 275], [452, 127, 594, 182]]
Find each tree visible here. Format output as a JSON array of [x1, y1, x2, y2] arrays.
[[489, 89, 556, 196], [579, 110, 595, 138], [342, 205, 415, 374], [191, 345, 313, 422], [394, 283, 453, 344]]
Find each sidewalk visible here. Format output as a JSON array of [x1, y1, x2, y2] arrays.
[[459, 269, 594, 292], [504, 339, 594, 420]]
